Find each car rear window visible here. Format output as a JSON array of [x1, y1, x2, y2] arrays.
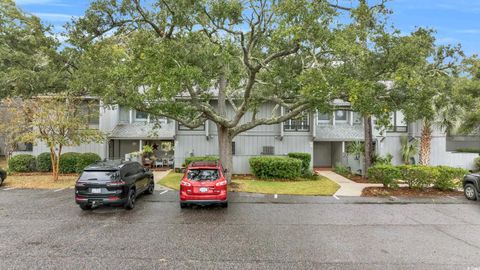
[[187, 169, 219, 181], [79, 171, 119, 181]]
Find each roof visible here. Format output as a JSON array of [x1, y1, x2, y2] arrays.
[[315, 125, 364, 141], [109, 122, 175, 139]]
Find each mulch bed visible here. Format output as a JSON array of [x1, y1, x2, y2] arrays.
[[362, 187, 463, 197], [346, 174, 370, 183]]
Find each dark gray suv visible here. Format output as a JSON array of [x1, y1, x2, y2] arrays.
[[463, 173, 480, 201], [75, 160, 154, 210], [0, 168, 6, 187]]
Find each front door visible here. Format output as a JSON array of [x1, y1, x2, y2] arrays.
[[313, 142, 332, 167]]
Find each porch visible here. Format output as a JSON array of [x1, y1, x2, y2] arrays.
[[108, 139, 174, 168]]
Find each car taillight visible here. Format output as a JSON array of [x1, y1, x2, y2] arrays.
[[107, 180, 126, 187], [215, 180, 227, 187], [180, 180, 192, 187]]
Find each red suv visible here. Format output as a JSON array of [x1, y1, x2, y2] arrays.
[[179, 161, 228, 208]]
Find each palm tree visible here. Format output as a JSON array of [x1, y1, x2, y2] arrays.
[[400, 136, 419, 165]]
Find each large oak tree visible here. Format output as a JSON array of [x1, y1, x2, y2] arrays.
[[68, 0, 440, 180]]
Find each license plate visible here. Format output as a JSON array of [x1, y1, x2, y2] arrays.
[[91, 188, 102, 194], [199, 187, 209, 193]]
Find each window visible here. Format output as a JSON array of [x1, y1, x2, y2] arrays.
[[187, 169, 219, 181], [119, 106, 130, 122], [335, 110, 347, 122], [388, 112, 408, 132], [135, 111, 148, 120], [284, 113, 310, 132], [261, 146, 275, 155], [15, 142, 33, 152], [317, 112, 330, 124]]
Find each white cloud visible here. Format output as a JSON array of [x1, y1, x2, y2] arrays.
[[456, 29, 480, 34], [15, 0, 70, 6], [33, 12, 77, 22]]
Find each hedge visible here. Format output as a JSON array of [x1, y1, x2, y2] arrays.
[[475, 157, 480, 170], [249, 156, 302, 179], [8, 154, 36, 173], [59, 152, 82, 174], [36, 152, 52, 172], [76, 153, 102, 172], [368, 165, 402, 189], [368, 164, 467, 190], [402, 166, 439, 190], [287, 152, 311, 174], [184, 156, 219, 166], [435, 166, 468, 191]]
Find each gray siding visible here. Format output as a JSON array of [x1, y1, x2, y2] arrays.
[[13, 141, 107, 159], [175, 134, 312, 174]]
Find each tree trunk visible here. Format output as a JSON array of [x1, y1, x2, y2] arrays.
[[217, 125, 233, 183], [419, 119, 432, 165], [50, 145, 62, 181], [363, 115, 373, 177], [216, 69, 233, 182]]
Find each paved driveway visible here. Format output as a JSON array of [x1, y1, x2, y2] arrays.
[[0, 188, 479, 269]]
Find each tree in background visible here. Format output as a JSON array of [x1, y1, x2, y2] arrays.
[[455, 56, 480, 133], [329, 1, 435, 174], [1, 97, 104, 181], [68, 0, 404, 181], [396, 45, 464, 165], [0, 0, 69, 98]]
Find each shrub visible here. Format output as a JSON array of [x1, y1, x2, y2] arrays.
[[367, 165, 402, 189], [435, 166, 468, 191], [8, 154, 36, 173], [372, 153, 393, 166], [402, 165, 439, 190], [184, 156, 219, 166], [456, 148, 480, 154], [288, 152, 311, 175], [76, 153, 101, 172], [36, 152, 52, 172], [334, 163, 350, 177], [249, 156, 302, 179], [475, 157, 480, 170], [59, 152, 82, 174]]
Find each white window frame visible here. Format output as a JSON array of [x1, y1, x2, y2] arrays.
[[334, 110, 348, 123], [317, 111, 330, 125]]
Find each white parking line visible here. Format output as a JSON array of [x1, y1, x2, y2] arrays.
[[159, 190, 168, 195], [53, 188, 65, 192], [333, 195, 340, 200], [447, 196, 458, 200], [1, 187, 15, 191], [274, 194, 278, 199]]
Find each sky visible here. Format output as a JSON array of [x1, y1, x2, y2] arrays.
[[15, 0, 480, 56]]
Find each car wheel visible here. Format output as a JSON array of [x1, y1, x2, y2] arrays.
[[145, 180, 154, 195], [180, 202, 187, 209], [124, 189, 136, 210], [0, 177, 3, 187], [464, 184, 477, 201], [79, 204, 92, 211], [221, 202, 228, 208]]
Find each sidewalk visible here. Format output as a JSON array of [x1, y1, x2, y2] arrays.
[[316, 170, 382, 197], [153, 170, 172, 191]]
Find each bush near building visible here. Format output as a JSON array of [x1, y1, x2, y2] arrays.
[[287, 153, 311, 174], [184, 156, 219, 166], [8, 154, 36, 173], [249, 156, 302, 179], [59, 152, 83, 174], [36, 152, 53, 172], [367, 165, 468, 190], [76, 153, 102, 173]]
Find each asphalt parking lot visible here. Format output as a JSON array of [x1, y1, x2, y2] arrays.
[[1, 188, 480, 270]]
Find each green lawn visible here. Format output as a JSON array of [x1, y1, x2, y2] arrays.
[[158, 172, 340, 196]]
